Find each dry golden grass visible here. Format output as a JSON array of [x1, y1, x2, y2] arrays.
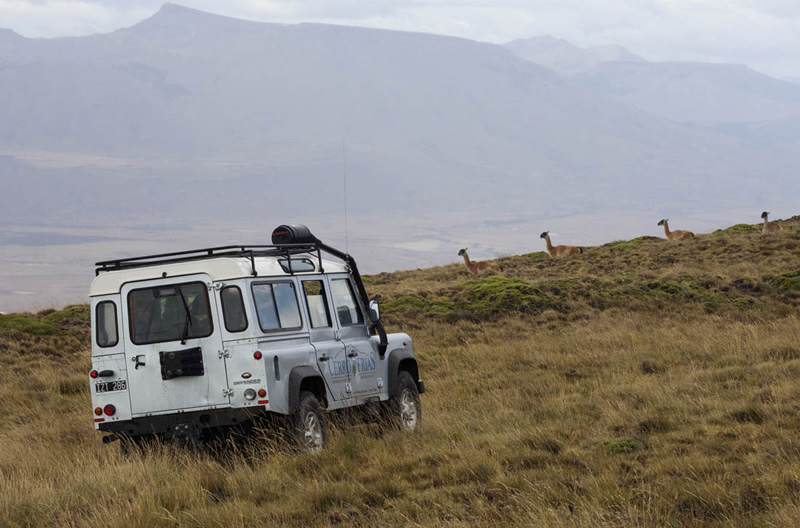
[[1, 220, 800, 526]]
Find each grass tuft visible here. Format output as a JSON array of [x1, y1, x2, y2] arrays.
[[602, 437, 645, 454]]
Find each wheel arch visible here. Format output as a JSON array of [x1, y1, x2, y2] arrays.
[[387, 350, 419, 397], [288, 366, 327, 413]]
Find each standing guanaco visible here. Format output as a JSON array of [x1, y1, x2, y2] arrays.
[[761, 211, 783, 233], [457, 248, 499, 274], [539, 231, 583, 258], [657, 219, 694, 240]]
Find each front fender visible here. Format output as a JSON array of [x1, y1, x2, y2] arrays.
[[387, 347, 419, 398]]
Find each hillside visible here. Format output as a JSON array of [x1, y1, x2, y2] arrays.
[[2, 219, 800, 526]]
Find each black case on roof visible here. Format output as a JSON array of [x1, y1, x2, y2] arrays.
[[272, 225, 316, 245]]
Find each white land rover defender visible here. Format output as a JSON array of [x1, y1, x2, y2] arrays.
[[88, 225, 424, 449]]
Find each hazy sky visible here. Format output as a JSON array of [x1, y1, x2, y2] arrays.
[[2, 0, 800, 79]]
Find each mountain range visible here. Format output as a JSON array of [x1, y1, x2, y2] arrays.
[[0, 3, 798, 310], [504, 35, 800, 127], [504, 35, 646, 75]]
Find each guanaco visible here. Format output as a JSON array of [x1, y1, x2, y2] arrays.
[[657, 219, 694, 241], [540, 231, 583, 258], [761, 211, 783, 233], [457, 248, 499, 274]]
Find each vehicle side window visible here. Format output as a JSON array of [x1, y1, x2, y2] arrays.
[[220, 286, 248, 333], [330, 279, 364, 326], [96, 301, 118, 348], [302, 280, 331, 328], [252, 282, 302, 332]]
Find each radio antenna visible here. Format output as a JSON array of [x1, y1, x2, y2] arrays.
[[342, 138, 349, 256]]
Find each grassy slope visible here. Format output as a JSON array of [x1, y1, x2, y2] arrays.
[[2, 220, 800, 527]]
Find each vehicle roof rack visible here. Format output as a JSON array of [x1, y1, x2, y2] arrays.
[[95, 243, 324, 277], [96, 224, 388, 356]]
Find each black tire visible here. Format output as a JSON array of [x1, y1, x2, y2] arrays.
[[385, 371, 421, 432], [293, 391, 327, 451]]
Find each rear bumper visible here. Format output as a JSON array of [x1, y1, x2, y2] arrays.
[[98, 406, 266, 439]]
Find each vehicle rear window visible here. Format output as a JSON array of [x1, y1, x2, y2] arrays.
[[128, 282, 213, 345], [96, 301, 118, 348], [252, 282, 302, 332]]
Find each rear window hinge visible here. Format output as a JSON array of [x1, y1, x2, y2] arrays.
[[210, 282, 224, 291]]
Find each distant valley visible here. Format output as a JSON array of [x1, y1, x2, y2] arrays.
[[1, 4, 798, 311]]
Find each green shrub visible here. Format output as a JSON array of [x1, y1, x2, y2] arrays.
[[384, 276, 559, 322], [383, 296, 427, 312], [602, 236, 662, 251], [457, 276, 553, 318], [771, 272, 800, 291], [713, 223, 760, 235], [0, 314, 60, 336], [522, 251, 550, 261], [41, 305, 90, 328]]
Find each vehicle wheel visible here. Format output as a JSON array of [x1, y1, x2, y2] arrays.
[[385, 371, 421, 432], [293, 391, 327, 451]]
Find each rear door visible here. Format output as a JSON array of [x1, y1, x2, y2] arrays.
[[121, 275, 230, 415], [299, 278, 350, 401]]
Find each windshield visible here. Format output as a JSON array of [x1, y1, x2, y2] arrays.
[[128, 282, 213, 345]]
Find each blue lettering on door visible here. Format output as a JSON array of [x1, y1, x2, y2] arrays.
[[328, 359, 349, 377], [355, 353, 376, 374], [326, 352, 376, 377]]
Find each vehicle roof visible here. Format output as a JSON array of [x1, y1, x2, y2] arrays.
[[90, 256, 348, 296]]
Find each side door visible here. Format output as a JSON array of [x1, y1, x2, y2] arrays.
[[121, 275, 230, 416], [299, 277, 350, 401], [327, 274, 380, 400]]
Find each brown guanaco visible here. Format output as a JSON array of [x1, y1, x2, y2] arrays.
[[539, 231, 583, 258], [657, 219, 694, 240], [457, 248, 499, 274], [761, 211, 783, 233]]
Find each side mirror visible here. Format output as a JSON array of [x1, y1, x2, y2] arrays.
[[368, 299, 381, 323]]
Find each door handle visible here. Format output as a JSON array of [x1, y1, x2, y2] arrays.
[[318, 355, 329, 362], [131, 355, 146, 369], [347, 352, 358, 358]]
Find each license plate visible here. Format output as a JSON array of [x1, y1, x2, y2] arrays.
[[95, 379, 127, 393]]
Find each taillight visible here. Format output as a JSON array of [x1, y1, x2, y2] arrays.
[[94, 407, 102, 416], [90, 370, 99, 379], [254, 351, 263, 360], [103, 404, 116, 416], [257, 389, 266, 398]]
